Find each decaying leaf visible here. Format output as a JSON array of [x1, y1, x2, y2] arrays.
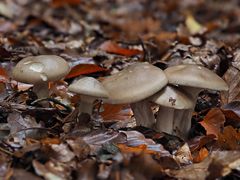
[[168, 151, 240, 179], [199, 108, 225, 138], [173, 143, 193, 165], [193, 147, 209, 163], [66, 64, 107, 79], [101, 104, 133, 121], [33, 160, 71, 180], [99, 41, 143, 57], [222, 66, 240, 104], [185, 14, 205, 34], [221, 101, 240, 126], [217, 126, 240, 150]]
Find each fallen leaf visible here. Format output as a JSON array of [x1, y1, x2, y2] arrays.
[[221, 66, 240, 104], [50, 143, 75, 163], [207, 151, 240, 179], [188, 134, 216, 152], [117, 144, 156, 154], [99, 41, 143, 57], [33, 160, 71, 180], [169, 151, 240, 180], [221, 101, 240, 126], [66, 137, 90, 160], [101, 104, 132, 121], [120, 130, 171, 156], [185, 14, 205, 34], [12, 169, 41, 180], [193, 147, 209, 163], [7, 111, 41, 134], [0, 67, 8, 83], [217, 126, 240, 150], [66, 64, 107, 79], [40, 138, 61, 145], [199, 108, 225, 139], [173, 143, 193, 165], [51, 0, 81, 8]]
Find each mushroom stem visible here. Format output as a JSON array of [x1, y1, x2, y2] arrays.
[[155, 106, 175, 134], [78, 95, 95, 115], [33, 82, 49, 99], [130, 99, 155, 128], [172, 87, 201, 139]]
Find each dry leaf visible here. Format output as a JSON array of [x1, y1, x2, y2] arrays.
[[193, 147, 209, 163], [185, 14, 205, 34], [101, 104, 132, 121], [217, 126, 240, 150], [66, 64, 107, 79], [222, 66, 240, 104], [99, 41, 143, 57], [199, 108, 225, 139], [51, 0, 81, 8]]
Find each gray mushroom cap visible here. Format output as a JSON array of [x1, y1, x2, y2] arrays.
[[151, 85, 194, 109], [12, 55, 70, 84], [68, 77, 109, 98], [164, 64, 228, 91], [102, 62, 168, 104]]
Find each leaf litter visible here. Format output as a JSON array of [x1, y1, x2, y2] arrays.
[[0, 0, 239, 179]]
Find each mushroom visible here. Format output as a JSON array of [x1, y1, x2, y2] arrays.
[[150, 85, 194, 135], [164, 64, 228, 138], [12, 55, 70, 99], [102, 62, 168, 128], [68, 76, 109, 115]]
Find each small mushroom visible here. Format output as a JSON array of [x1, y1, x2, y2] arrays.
[[12, 55, 70, 99], [150, 85, 194, 135], [164, 64, 228, 138], [102, 62, 168, 128], [68, 77, 109, 115]]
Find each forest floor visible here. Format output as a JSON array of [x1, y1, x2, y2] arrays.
[[0, 0, 239, 179]]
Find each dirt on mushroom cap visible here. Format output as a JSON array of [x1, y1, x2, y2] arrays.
[[151, 85, 194, 109], [12, 55, 70, 84]]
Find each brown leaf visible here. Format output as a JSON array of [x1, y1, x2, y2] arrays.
[[66, 137, 90, 160], [117, 144, 156, 154], [50, 143, 75, 163], [168, 151, 240, 180], [99, 41, 143, 57], [217, 126, 240, 150], [207, 151, 240, 179], [221, 101, 240, 127], [66, 64, 107, 79], [199, 108, 225, 139], [173, 143, 193, 165], [0, 152, 11, 178], [221, 66, 240, 104], [188, 135, 216, 152], [11, 169, 41, 180], [51, 0, 81, 8], [101, 104, 132, 121], [40, 138, 61, 145], [0, 67, 8, 83], [193, 147, 209, 163], [33, 160, 71, 180], [7, 111, 41, 134], [120, 130, 170, 156]]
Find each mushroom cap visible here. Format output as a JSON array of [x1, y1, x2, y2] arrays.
[[102, 62, 168, 104], [68, 77, 109, 98], [164, 64, 229, 91], [12, 55, 70, 84], [151, 85, 194, 109]]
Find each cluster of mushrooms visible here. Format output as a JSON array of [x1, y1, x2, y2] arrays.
[[12, 55, 229, 139]]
